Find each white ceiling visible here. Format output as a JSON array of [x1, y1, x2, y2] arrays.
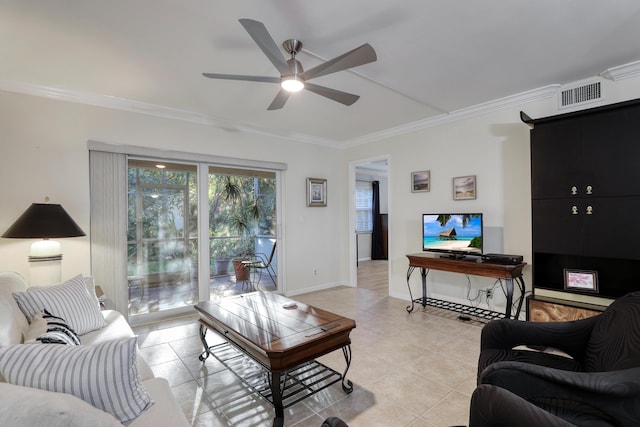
[[2, 1, 640, 147]]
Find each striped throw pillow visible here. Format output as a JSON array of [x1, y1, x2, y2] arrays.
[[0, 337, 153, 424], [12, 274, 105, 335], [24, 309, 81, 345]]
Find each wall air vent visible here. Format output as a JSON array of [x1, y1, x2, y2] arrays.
[[559, 81, 603, 109]]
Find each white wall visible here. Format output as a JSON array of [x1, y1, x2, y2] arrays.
[[3, 72, 640, 313], [345, 74, 640, 314], [0, 91, 349, 295]]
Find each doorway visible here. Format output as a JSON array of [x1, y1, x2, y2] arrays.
[[351, 158, 389, 288]]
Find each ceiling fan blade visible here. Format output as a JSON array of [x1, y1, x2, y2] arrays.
[[267, 89, 290, 110], [304, 82, 360, 106], [202, 73, 280, 84], [238, 19, 290, 76], [301, 43, 377, 81]]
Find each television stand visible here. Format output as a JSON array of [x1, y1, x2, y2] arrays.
[[405, 253, 526, 320], [442, 253, 481, 261]]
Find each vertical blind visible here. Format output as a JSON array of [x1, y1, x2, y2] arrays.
[[89, 150, 129, 315]]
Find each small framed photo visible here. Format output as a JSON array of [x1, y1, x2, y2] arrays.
[[564, 269, 599, 293], [453, 175, 477, 200], [306, 178, 327, 207], [411, 170, 430, 193]]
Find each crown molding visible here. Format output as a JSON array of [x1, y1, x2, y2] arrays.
[[600, 60, 640, 81], [0, 79, 572, 149], [2, 56, 640, 149], [0, 79, 336, 147], [342, 85, 561, 148]]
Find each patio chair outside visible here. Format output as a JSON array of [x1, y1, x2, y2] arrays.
[[242, 241, 277, 287]]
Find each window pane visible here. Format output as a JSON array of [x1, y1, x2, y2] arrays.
[[208, 167, 277, 290], [127, 160, 198, 316], [356, 181, 373, 232]]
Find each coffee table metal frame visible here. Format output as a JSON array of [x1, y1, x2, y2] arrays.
[[198, 327, 352, 414], [195, 294, 354, 427]]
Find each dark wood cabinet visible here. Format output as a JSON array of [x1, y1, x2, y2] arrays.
[[530, 119, 582, 200], [532, 197, 640, 259], [580, 105, 640, 198], [532, 104, 640, 201], [526, 99, 640, 299]]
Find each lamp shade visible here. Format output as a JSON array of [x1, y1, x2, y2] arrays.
[[2, 203, 86, 239]]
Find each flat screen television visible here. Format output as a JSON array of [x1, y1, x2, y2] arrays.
[[422, 213, 483, 256]]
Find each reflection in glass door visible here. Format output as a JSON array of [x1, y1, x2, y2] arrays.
[[208, 167, 277, 297], [127, 160, 198, 317]]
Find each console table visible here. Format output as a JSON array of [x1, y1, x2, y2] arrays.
[[406, 253, 526, 320]]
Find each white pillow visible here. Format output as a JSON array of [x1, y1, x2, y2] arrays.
[[0, 337, 153, 424], [12, 274, 105, 335], [29, 276, 100, 309], [0, 382, 122, 427], [83, 275, 101, 309], [0, 271, 30, 346], [24, 309, 81, 346]]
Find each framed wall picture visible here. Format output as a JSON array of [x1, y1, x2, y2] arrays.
[[411, 170, 430, 193], [564, 269, 599, 293], [306, 178, 327, 207], [453, 175, 476, 200]]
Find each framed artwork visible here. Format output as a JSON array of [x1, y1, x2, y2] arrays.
[[306, 178, 327, 207], [411, 170, 430, 193], [564, 269, 599, 293], [453, 175, 476, 200]]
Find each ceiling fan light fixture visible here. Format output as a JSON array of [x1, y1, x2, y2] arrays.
[[281, 76, 304, 92], [202, 20, 377, 109]]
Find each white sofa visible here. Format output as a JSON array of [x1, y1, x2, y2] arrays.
[[0, 271, 189, 427]]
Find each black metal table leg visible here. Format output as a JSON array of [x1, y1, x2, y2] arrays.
[[270, 371, 284, 427], [503, 275, 527, 320], [406, 266, 416, 312], [505, 278, 514, 319], [514, 276, 526, 319], [198, 324, 211, 361], [406, 266, 430, 312], [420, 268, 429, 308], [341, 345, 354, 393]]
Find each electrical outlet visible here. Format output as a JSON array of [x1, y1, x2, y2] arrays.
[[313, 269, 318, 276], [486, 288, 493, 299]]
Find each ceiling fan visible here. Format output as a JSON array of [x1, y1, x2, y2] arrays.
[[203, 19, 377, 110]]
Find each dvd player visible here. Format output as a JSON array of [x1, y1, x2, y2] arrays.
[[481, 253, 523, 265]]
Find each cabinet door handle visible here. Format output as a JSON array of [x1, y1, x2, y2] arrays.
[[586, 185, 593, 195], [586, 206, 593, 215], [571, 205, 578, 215], [571, 186, 578, 195]]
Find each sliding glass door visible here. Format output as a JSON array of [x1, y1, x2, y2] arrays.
[[125, 159, 278, 320], [127, 160, 198, 316], [208, 167, 277, 296]]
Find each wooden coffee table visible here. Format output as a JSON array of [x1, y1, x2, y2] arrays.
[[195, 292, 356, 427]]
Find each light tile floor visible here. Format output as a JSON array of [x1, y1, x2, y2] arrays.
[[132, 261, 483, 426]]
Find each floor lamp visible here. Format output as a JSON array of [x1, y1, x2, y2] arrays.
[[2, 200, 85, 286]]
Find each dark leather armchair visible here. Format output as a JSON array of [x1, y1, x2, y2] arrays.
[[321, 417, 348, 427], [472, 291, 640, 426], [470, 384, 576, 426]]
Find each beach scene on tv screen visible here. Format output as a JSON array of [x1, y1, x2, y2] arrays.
[[423, 214, 482, 253]]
